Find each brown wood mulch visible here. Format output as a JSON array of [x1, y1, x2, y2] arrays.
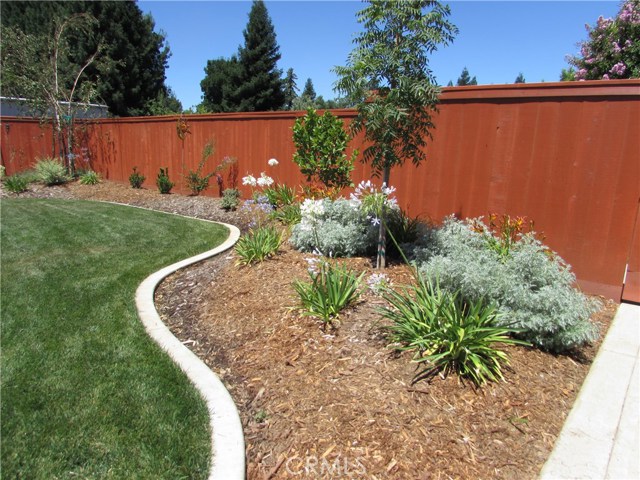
[[3, 180, 618, 479]]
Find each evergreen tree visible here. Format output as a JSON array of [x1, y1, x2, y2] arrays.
[[302, 78, 317, 100], [514, 72, 526, 83], [283, 68, 299, 110], [456, 67, 477, 86], [1, 0, 171, 117], [234, 0, 285, 111], [446, 80, 454, 86], [560, 68, 577, 81], [200, 56, 242, 112]]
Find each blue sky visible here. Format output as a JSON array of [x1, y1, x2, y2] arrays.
[[138, 1, 620, 110]]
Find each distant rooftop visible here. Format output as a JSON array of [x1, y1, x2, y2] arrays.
[[0, 97, 109, 119]]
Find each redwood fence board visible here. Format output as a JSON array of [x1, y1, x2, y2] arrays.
[[2, 80, 639, 301]]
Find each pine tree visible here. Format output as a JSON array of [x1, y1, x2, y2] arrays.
[[514, 72, 526, 83], [234, 0, 285, 111], [456, 67, 477, 86], [283, 68, 299, 110], [302, 78, 317, 100]]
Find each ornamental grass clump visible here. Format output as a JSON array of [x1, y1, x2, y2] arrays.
[[411, 216, 600, 353], [293, 257, 364, 327], [35, 157, 71, 186], [78, 170, 101, 185], [234, 225, 283, 266], [3, 174, 30, 194], [382, 276, 527, 386]]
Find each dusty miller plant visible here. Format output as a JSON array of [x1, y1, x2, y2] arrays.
[[289, 198, 377, 257], [411, 216, 600, 352]]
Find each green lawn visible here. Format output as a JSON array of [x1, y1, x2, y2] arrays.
[[1, 199, 229, 479]]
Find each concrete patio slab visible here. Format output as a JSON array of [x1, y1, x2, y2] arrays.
[[540, 303, 640, 480]]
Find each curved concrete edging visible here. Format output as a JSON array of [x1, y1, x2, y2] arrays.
[[133, 214, 245, 480]]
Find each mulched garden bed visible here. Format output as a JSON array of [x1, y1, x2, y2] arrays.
[[3, 180, 618, 479]]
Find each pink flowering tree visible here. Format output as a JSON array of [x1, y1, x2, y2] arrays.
[[567, 0, 640, 80]]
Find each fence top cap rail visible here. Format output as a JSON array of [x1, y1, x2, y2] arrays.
[[440, 79, 640, 100]]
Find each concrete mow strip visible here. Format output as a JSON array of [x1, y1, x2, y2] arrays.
[[540, 303, 640, 480], [118, 203, 244, 480]]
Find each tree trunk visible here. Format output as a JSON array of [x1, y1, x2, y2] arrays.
[[376, 165, 392, 269]]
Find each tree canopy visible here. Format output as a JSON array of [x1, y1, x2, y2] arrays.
[[566, 0, 639, 80], [235, 0, 285, 111], [1, 0, 172, 116], [200, 0, 285, 112], [456, 67, 477, 86]]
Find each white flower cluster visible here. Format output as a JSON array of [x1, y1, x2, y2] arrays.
[[268, 158, 279, 167], [299, 198, 325, 232], [242, 172, 274, 188], [349, 180, 399, 225], [367, 272, 391, 295]]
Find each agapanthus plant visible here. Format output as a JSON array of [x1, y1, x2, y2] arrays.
[[350, 180, 400, 268]]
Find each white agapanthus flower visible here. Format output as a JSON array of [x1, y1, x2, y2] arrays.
[[242, 175, 257, 187], [256, 172, 274, 187], [299, 198, 325, 232], [268, 158, 279, 167]]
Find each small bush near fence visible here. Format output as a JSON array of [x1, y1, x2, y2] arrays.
[[156, 167, 174, 194], [129, 167, 146, 189], [35, 157, 71, 186]]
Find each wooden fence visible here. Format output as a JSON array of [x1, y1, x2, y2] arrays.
[[2, 79, 639, 301]]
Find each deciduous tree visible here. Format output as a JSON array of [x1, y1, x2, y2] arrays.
[[566, 0, 639, 80], [334, 0, 457, 268]]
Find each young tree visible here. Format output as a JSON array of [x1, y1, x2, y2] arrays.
[[283, 68, 299, 110], [234, 0, 285, 111], [1, 14, 104, 174], [456, 67, 477, 86], [514, 72, 526, 83], [567, 0, 639, 80], [334, 0, 457, 268]]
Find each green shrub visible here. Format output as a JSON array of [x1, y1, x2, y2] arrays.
[[4, 174, 29, 193], [79, 170, 101, 185], [221, 188, 240, 211], [289, 198, 377, 257], [292, 108, 357, 190], [293, 259, 364, 326], [0, 165, 5, 181], [412, 216, 600, 352], [382, 276, 527, 386], [35, 157, 70, 186], [156, 167, 174, 194], [235, 226, 283, 265], [129, 167, 146, 188]]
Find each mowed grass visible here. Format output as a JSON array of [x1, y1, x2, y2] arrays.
[[1, 199, 229, 479]]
